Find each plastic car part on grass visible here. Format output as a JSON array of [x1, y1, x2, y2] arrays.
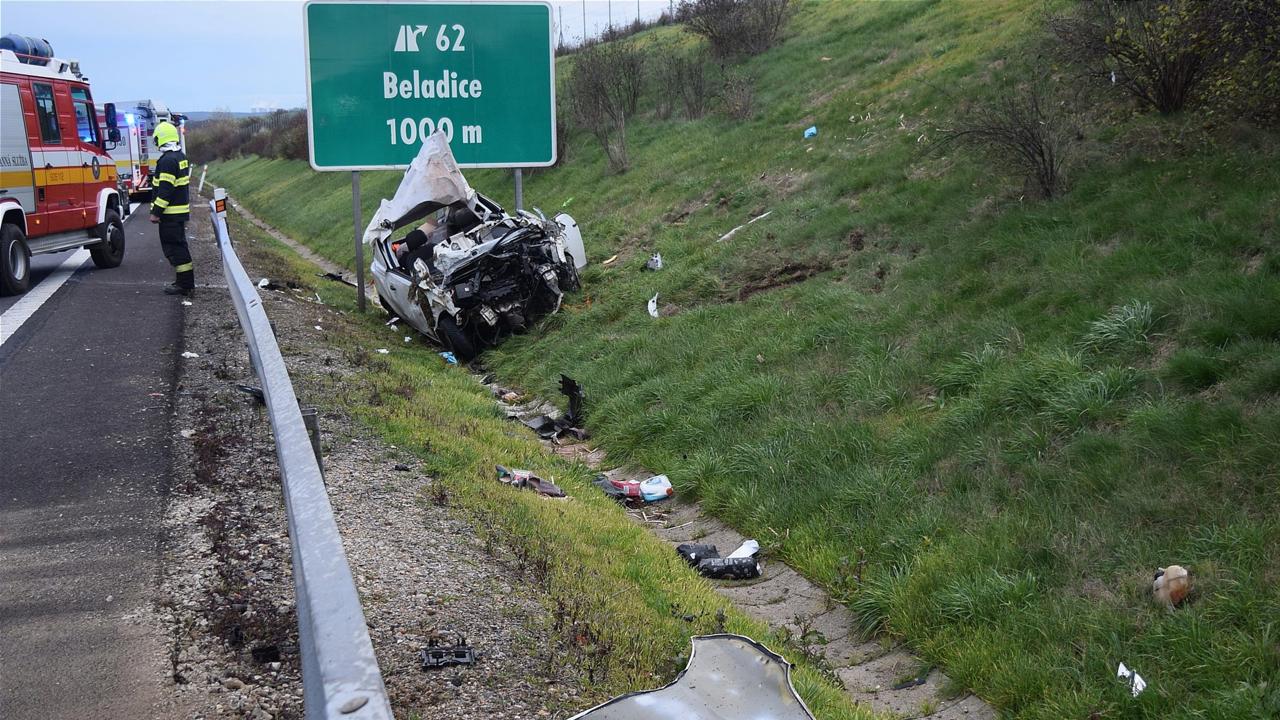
[[594, 474, 674, 505], [495, 464, 565, 498], [567, 634, 815, 720], [676, 541, 762, 580]]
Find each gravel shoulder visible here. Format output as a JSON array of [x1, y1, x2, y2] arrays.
[[159, 203, 585, 719]]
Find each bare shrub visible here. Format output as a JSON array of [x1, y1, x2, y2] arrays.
[[1051, 0, 1209, 114], [718, 67, 756, 120], [678, 0, 794, 58], [569, 43, 647, 172], [1199, 0, 1280, 123], [654, 46, 710, 120], [935, 79, 1077, 199]]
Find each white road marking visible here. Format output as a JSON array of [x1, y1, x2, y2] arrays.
[[0, 249, 91, 348]]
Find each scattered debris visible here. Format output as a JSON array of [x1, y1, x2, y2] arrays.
[[648, 293, 660, 318], [717, 210, 773, 243], [439, 351, 457, 364], [1153, 565, 1190, 610], [501, 391, 520, 403], [495, 465, 566, 498], [676, 540, 761, 579], [820, 56, 832, 62], [376, 348, 390, 354], [314, 325, 322, 331], [393, 463, 411, 472], [181, 300, 192, 307], [257, 278, 270, 289], [595, 474, 675, 505], [518, 375, 587, 440], [643, 253, 664, 271], [602, 254, 619, 266], [180, 429, 195, 439], [319, 271, 358, 288], [385, 316, 401, 327], [235, 384, 265, 404], [890, 665, 933, 690], [1117, 662, 1146, 697], [180, 351, 200, 359], [803, 125, 818, 139], [404, 336, 412, 343], [420, 635, 477, 669], [568, 635, 814, 720]]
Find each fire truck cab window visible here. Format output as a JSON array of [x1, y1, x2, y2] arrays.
[[32, 83, 61, 144], [71, 88, 98, 145]]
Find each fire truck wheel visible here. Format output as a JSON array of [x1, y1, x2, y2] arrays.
[[90, 210, 126, 269], [1, 223, 32, 296]]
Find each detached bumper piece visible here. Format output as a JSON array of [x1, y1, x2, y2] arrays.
[[496, 465, 566, 498], [567, 634, 815, 720], [420, 635, 476, 670], [521, 374, 587, 440]]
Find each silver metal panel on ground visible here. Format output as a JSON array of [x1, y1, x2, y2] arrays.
[[210, 189, 393, 720], [568, 634, 816, 720]]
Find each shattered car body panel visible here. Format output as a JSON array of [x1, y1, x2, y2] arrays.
[[366, 131, 584, 360], [568, 635, 816, 720]]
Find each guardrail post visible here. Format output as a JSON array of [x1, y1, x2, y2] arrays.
[[301, 406, 323, 472]]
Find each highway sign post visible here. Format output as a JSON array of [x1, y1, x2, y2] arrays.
[[303, 0, 556, 309]]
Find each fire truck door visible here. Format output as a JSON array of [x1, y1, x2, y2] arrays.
[[1, 83, 37, 214], [31, 81, 77, 233], [71, 87, 107, 223]]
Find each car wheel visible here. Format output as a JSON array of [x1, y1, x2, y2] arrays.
[[1, 223, 32, 296], [90, 210, 126, 269], [437, 314, 478, 362]]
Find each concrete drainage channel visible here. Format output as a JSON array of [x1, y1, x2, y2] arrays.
[[493, 389, 996, 720], [212, 193, 996, 719]]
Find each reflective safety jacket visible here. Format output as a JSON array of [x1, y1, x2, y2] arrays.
[[150, 149, 191, 221]]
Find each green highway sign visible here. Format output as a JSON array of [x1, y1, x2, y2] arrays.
[[304, 1, 556, 170]]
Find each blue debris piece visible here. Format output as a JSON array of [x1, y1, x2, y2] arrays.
[[803, 125, 818, 139], [440, 351, 458, 364]]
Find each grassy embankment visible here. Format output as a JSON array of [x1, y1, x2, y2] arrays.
[[209, 1, 1280, 717], [221, 204, 876, 718]]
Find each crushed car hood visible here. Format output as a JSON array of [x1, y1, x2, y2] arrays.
[[362, 130, 476, 246], [567, 635, 816, 720]]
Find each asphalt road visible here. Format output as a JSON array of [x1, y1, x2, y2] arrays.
[[0, 208, 190, 718]]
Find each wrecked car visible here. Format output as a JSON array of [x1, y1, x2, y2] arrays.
[[364, 131, 586, 361]]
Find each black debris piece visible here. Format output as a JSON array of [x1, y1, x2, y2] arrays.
[[236, 384, 265, 404], [676, 543, 720, 567], [393, 463, 411, 472], [560, 374, 584, 425], [891, 666, 934, 690], [697, 557, 762, 580], [420, 635, 476, 670], [319, 271, 359, 288], [496, 465, 566, 498]]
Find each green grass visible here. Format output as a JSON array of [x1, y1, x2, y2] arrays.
[[224, 209, 878, 719], [207, 1, 1280, 718]]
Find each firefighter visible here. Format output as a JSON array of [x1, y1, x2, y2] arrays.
[[148, 120, 193, 295]]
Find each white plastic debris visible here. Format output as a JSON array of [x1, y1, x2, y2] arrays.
[[257, 278, 269, 288], [404, 336, 412, 343], [314, 325, 322, 331], [181, 300, 192, 307], [180, 351, 199, 359], [645, 253, 663, 271], [1117, 662, 1146, 697], [180, 429, 195, 439], [718, 210, 773, 243], [376, 348, 390, 354], [728, 539, 760, 559], [648, 293, 660, 318]]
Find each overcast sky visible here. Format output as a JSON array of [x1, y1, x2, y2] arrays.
[[3, 0, 673, 111]]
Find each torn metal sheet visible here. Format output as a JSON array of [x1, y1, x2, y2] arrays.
[[568, 634, 815, 720]]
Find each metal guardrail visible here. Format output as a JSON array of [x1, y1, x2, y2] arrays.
[[210, 189, 393, 719]]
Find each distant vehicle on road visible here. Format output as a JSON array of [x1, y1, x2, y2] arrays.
[[0, 34, 127, 295]]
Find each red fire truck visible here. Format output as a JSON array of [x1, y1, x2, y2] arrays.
[[1, 35, 126, 295]]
